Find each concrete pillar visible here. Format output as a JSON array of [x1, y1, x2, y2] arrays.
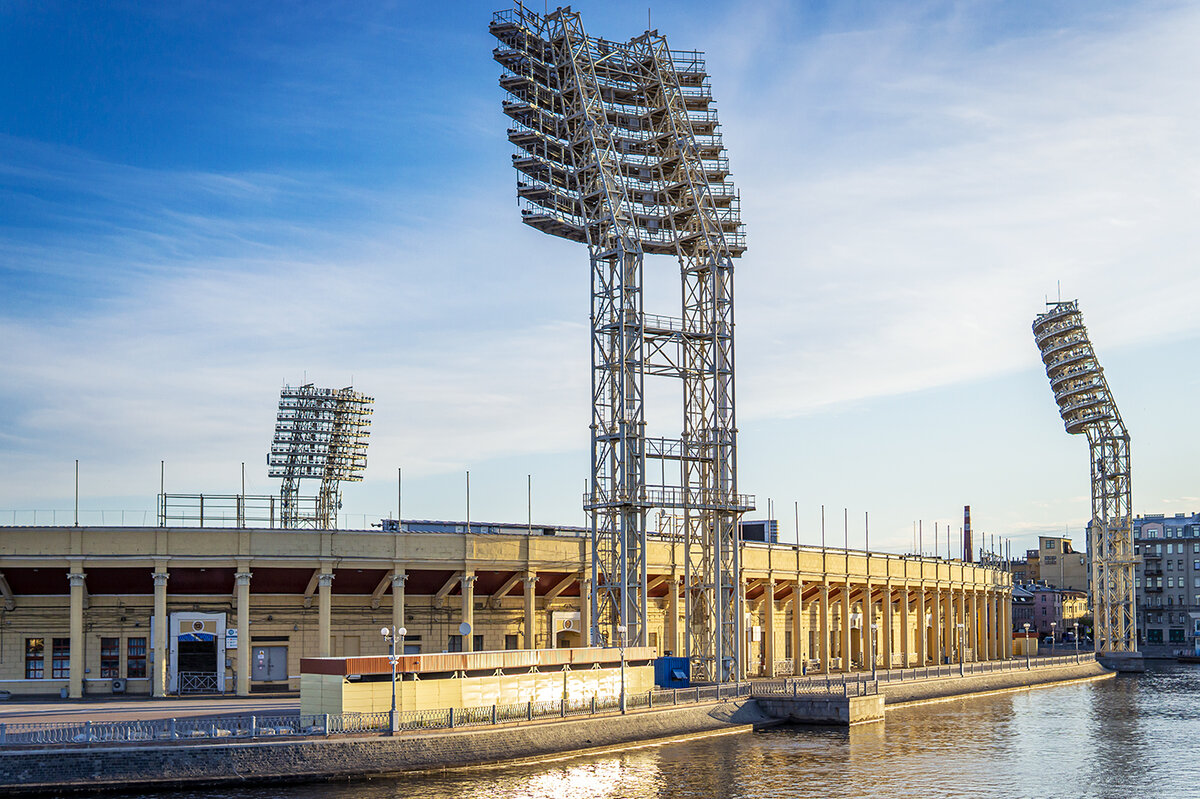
[[791, 581, 804, 675], [68, 571, 86, 699], [944, 587, 954, 662], [763, 578, 776, 677], [391, 569, 408, 639], [152, 570, 168, 697], [738, 577, 748, 678], [864, 581, 874, 673], [899, 586, 910, 667], [956, 587, 966, 663], [930, 587, 941, 665], [917, 586, 927, 666], [317, 572, 334, 658], [819, 582, 830, 674], [839, 583, 851, 672], [235, 569, 252, 697], [667, 575, 680, 656], [882, 582, 893, 670], [581, 573, 592, 647], [461, 573, 477, 652], [1005, 590, 1014, 658], [970, 590, 980, 661], [522, 572, 537, 649]]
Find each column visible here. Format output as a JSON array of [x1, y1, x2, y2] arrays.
[[931, 587, 942, 665], [819, 582, 830, 674], [152, 570, 169, 697], [580, 573, 592, 647], [840, 583, 851, 672], [882, 583, 893, 670], [235, 569, 252, 697], [391, 569, 408, 639], [1005, 590, 1014, 658], [523, 572, 537, 650], [864, 580, 874, 673], [461, 573, 477, 652], [944, 586, 954, 662], [956, 587, 966, 664], [917, 586, 927, 666], [68, 570, 86, 699], [971, 590, 980, 661], [763, 578, 776, 677], [791, 580, 804, 675], [317, 572, 334, 658], [738, 577, 748, 678], [667, 575, 680, 656], [899, 587, 910, 667]]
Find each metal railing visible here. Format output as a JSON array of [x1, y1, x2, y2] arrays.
[[0, 683, 754, 749]]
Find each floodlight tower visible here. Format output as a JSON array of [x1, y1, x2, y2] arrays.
[[491, 3, 753, 681], [268, 384, 374, 529], [1033, 300, 1141, 671]]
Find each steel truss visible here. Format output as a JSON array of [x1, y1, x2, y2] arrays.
[[268, 384, 374, 529], [1033, 300, 1136, 654], [491, 3, 752, 680]]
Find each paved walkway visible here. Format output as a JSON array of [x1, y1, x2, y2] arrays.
[[0, 695, 299, 725]]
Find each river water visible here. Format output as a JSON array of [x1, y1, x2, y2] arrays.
[[117, 662, 1200, 799]]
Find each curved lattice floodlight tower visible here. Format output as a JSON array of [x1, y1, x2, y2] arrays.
[[491, 3, 753, 680], [1033, 300, 1138, 666], [268, 384, 374, 529]]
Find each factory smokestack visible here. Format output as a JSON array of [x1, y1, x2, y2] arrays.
[[964, 505, 973, 563]]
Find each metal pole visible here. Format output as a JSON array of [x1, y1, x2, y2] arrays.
[[528, 474, 532, 536], [74, 459, 79, 527], [466, 470, 470, 535], [398, 467, 402, 529]]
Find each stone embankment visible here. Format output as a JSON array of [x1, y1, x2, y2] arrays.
[[0, 700, 775, 795], [881, 658, 1112, 707]]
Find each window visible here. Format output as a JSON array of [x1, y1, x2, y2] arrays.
[[25, 638, 44, 679], [1168, 561, 1174, 571], [127, 637, 147, 679], [447, 635, 463, 652], [100, 637, 120, 678], [1168, 543, 1175, 555], [473, 635, 484, 652], [51, 638, 70, 679], [1045, 540, 1057, 550], [1194, 543, 1199, 554], [1148, 629, 1163, 643], [1171, 629, 1186, 643], [504, 634, 519, 650]]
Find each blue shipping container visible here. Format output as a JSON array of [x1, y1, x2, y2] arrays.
[[654, 656, 691, 688]]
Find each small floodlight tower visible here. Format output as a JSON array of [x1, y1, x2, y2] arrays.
[[268, 384, 374, 529], [1033, 300, 1141, 671], [491, 3, 752, 681]]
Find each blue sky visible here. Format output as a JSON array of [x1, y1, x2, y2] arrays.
[[2, 1, 1198, 555]]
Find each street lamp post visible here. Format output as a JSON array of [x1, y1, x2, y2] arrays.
[[1023, 622, 1032, 669], [956, 623, 965, 677], [616, 624, 628, 714], [380, 625, 407, 735], [1051, 621, 1057, 652], [1073, 622, 1079, 663]]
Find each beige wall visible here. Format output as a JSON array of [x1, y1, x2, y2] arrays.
[[0, 525, 1011, 695]]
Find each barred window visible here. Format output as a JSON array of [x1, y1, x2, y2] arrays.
[[100, 637, 120, 678], [51, 638, 70, 679], [25, 638, 44, 679], [127, 637, 147, 679]]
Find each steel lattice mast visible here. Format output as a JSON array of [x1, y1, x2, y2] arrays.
[[1033, 300, 1138, 663], [268, 384, 374, 529], [491, 3, 752, 680]]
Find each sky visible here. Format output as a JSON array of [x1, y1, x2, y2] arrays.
[[2, 0, 1198, 556]]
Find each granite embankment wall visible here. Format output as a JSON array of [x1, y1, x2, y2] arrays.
[[882, 659, 1113, 707], [0, 700, 774, 795]]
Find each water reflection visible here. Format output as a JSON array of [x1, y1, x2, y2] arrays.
[[111, 663, 1200, 799]]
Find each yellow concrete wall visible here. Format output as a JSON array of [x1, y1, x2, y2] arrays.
[[305, 664, 655, 716]]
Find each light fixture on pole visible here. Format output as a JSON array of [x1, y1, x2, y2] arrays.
[[616, 624, 628, 714], [1073, 622, 1080, 663], [380, 625, 406, 734], [1051, 621, 1057, 649], [1023, 622, 1032, 669]]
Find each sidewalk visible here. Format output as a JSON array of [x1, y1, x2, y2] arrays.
[[0, 695, 299, 725]]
